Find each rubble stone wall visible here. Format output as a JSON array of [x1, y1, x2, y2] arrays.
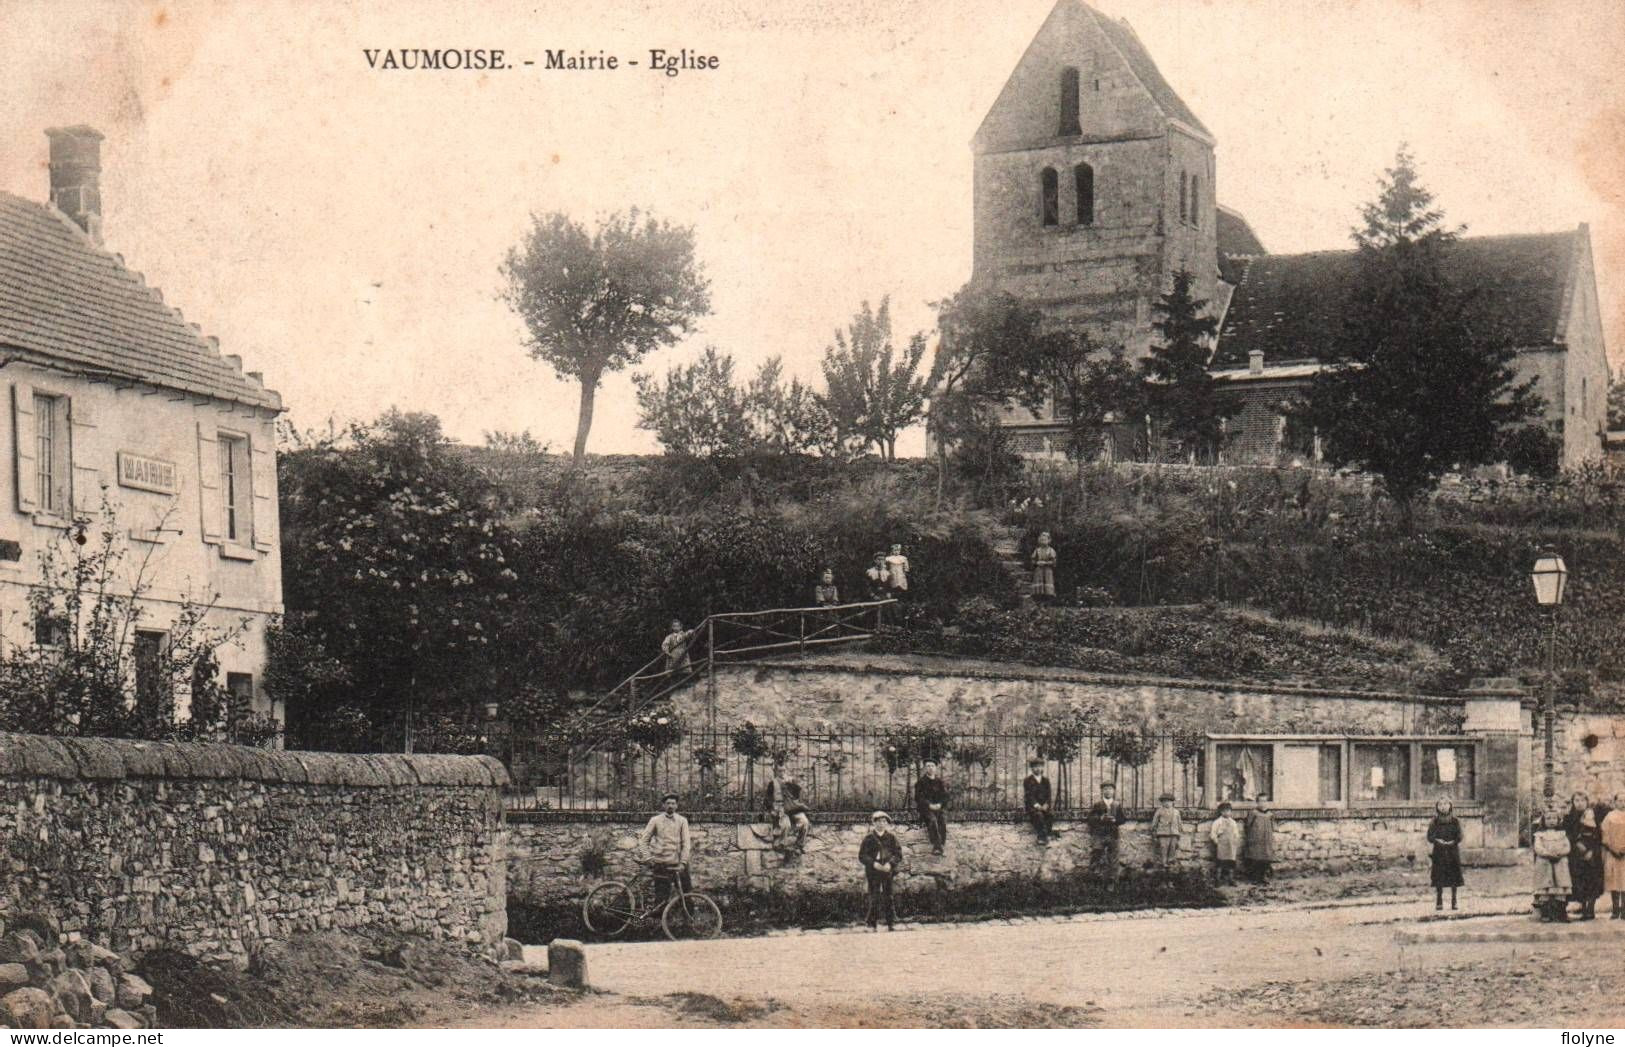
[[0, 733, 509, 967], [507, 807, 1482, 907], [1542, 710, 1625, 810], [696, 659, 1463, 732]]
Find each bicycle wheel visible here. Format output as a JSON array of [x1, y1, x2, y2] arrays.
[[662, 891, 723, 940], [582, 881, 636, 937]]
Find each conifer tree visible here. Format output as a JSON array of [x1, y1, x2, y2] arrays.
[[1141, 269, 1228, 461], [1306, 148, 1540, 519]]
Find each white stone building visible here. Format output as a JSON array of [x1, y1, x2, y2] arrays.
[[0, 127, 284, 724]]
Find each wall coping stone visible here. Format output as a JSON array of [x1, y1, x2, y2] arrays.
[[0, 733, 510, 788], [728, 657, 1472, 706], [505, 804, 1484, 826]]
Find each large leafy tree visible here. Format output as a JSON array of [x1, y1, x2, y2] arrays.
[[1035, 329, 1145, 464], [1141, 269, 1230, 462], [500, 209, 711, 460], [274, 409, 521, 751], [926, 286, 1048, 504], [819, 297, 930, 460], [1306, 148, 1540, 518]]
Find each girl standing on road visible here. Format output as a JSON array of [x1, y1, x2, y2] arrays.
[[1426, 799, 1464, 911], [1209, 802, 1241, 886], [1568, 806, 1604, 920], [1532, 809, 1573, 923]]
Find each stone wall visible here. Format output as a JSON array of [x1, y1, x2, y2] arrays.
[[691, 657, 1462, 732], [1542, 709, 1625, 809], [0, 733, 509, 967], [507, 807, 1483, 908]]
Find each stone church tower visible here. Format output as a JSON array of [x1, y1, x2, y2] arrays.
[[972, 0, 1221, 448]]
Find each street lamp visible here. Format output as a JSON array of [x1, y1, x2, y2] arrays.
[[1530, 550, 1567, 800]]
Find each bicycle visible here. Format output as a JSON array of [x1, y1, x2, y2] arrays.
[[581, 859, 723, 941]]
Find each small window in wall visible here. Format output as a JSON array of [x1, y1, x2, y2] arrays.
[[1216, 743, 1273, 802], [1352, 743, 1411, 802], [227, 672, 255, 720], [1421, 744, 1475, 803], [34, 393, 70, 515], [134, 630, 170, 722], [1058, 67, 1081, 136], [1178, 171, 1188, 224], [219, 434, 251, 544], [1190, 175, 1201, 227], [34, 615, 69, 648], [1075, 163, 1095, 226], [1040, 167, 1059, 226]]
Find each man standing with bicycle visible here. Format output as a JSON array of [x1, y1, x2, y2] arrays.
[[638, 792, 692, 905]]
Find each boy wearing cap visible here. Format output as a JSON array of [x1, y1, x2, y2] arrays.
[[1087, 782, 1128, 881], [638, 792, 693, 905], [1023, 758, 1055, 844], [1151, 793, 1183, 867], [858, 811, 903, 930]]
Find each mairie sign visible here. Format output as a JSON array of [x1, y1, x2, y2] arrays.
[[116, 452, 178, 495]]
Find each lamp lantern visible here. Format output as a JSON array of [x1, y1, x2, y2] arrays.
[[1530, 551, 1567, 607]]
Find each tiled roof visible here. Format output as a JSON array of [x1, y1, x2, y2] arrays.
[[1211, 231, 1577, 368], [1092, 9, 1211, 138], [1216, 205, 1266, 284], [0, 192, 281, 410]]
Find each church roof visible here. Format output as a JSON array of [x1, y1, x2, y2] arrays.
[[1091, 10, 1211, 138], [0, 191, 281, 410], [1216, 205, 1266, 284], [1211, 230, 1580, 368]]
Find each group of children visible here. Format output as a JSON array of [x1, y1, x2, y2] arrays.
[[806, 545, 913, 606]]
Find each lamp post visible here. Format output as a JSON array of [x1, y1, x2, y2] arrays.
[[1530, 550, 1567, 800]]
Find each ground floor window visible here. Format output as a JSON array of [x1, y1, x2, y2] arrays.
[[1421, 743, 1475, 804], [1208, 735, 1477, 809], [1216, 743, 1273, 803], [133, 630, 168, 720]]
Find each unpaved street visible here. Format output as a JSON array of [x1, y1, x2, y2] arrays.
[[478, 886, 1623, 1027]]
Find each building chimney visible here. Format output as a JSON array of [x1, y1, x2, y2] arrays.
[[1248, 349, 1264, 375], [45, 126, 105, 245]]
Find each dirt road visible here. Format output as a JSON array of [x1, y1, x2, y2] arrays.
[[473, 887, 1613, 1027]]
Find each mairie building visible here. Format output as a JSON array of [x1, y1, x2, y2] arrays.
[[0, 127, 285, 725]]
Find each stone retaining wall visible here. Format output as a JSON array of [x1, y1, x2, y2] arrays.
[[1543, 710, 1625, 809], [507, 807, 1484, 907], [694, 658, 1464, 731], [0, 733, 509, 967]]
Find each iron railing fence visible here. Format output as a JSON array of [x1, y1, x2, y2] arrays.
[[504, 724, 1206, 815]]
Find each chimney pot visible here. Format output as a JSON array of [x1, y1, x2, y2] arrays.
[[1248, 349, 1264, 375], [45, 125, 105, 245]]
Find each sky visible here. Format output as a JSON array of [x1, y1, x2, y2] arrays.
[[3, 0, 1622, 456]]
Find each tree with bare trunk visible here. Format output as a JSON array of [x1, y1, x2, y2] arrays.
[[501, 209, 711, 461]]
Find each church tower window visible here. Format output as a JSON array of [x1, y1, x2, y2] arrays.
[[1040, 167, 1060, 226], [1179, 171, 1188, 224], [1075, 163, 1095, 226], [1059, 68, 1081, 136], [1190, 174, 1201, 227]]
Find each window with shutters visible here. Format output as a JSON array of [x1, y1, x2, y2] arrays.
[[219, 433, 251, 545], [33, 393, 71, 516]]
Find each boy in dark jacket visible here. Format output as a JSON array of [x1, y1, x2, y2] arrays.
[[914, 760, 949, 855], [859, 811, 903, 930], [1023, 758, 1055, 843], [1087, 782, 1128, 882]]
